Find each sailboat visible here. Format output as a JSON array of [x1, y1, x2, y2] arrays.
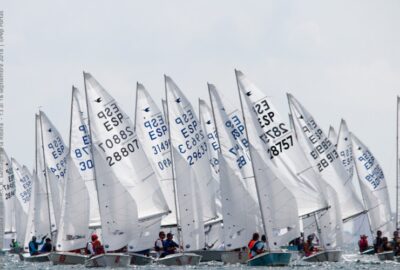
[[20, 114, 58, 262], [11, 158, 33, 253], [351, 133, 394, 261], [0, 148, 16, 254], [83, 72, 170, 267], [236, 70, 342, 263], [133, 82, 176, 265], [157, 75, 221, 266], [49, 87, 95, 265]]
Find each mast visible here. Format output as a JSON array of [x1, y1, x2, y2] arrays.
[[133, 82, 139, 131], [163, 75, 182, 248], [68, 87, 75, 150], [397, 96, 400, 230], [234, 69, 270, 251], [38, 111, 55, 240], [82, 72, 104, 248]]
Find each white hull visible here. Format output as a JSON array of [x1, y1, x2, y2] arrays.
[[191, 250, 226, 262], [303, 250, 342, 262], [85, 253, 130, 267], [156, 253, 201, 266], [377, 251, 394, 261], [49, 252, 88, 265], [18, 252, 50, 262], [221, 250, 248, 264], [129, 252, 154, 265]]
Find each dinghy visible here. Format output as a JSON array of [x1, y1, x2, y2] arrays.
[[156, 252, 202, 266], [84, 73, 169, 267], [19, 252, 50, 262], [247, 250, 292, 266], [302, 250, 342, 262], [49, 252, 88, 265], [129, 252, 154, 265], [85, 253, 131, 267], [377, 251, 394, 261]]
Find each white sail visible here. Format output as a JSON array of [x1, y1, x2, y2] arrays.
[[0, 149, 15, 234], [11, 159, 32, 245], [208, 84, 262, 244], [165, 76, 217, 250], [0, 177, 4, 250], [238, 85, 300, 248], [351, 133, 394, 235], [84, 72, 169, 252], [337, 119, 354, 180], [328, 126, 338, 147], [287, 94, 364, 221], [135, 83, 176, 226], [70, 87, 100, 227], [235, 70, 327, 216], [39, 111, 69, 227], [55, 87, 94, 251]]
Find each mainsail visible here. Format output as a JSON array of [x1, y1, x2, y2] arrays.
[[84, 72, 169, 252], [165, 75, 218, 250], [56, 87, 93, 251], [328, 126, 338, 147], [11, 159, 32, 245], [135, 83, 176, 226], [337, 119, 354, 180], [208, 84, 262, 247], [39, 111, 69, 227], [0, 149, 15, 234], [351, 133, 393, 235], [287, 94, 364, 221]]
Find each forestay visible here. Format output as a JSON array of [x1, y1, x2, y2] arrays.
[[287, 94, 364, 221], [11, 159, 32, 246], [84, 72, 169, 252], [165, 76, 217, 250], [351, 134, 393, 235], [39, 111, 69, 227], [135, 83, 176, 226]]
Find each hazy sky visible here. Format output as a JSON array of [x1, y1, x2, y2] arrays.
[[3, 1, 400, 208]]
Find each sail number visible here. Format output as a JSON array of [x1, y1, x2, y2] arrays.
[[267, 135, 293, 159], [357, 150, 383, 189], [105, 138, 139, 167]]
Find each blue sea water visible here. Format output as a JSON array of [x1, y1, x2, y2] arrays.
[[1, 253, 399, 270]]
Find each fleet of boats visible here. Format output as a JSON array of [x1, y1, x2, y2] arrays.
[[0, 70, 399, 267]]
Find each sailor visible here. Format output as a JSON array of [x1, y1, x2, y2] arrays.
[[28, 235, 46, 256], [87, 234, 105, 256], [358, 235, 369, 253], [154, 231, 166, 258], [303, 234, 317, 257], [40, 238, 52, 253], [373, 230, 383, 253], [163, 233, 179, 256], [392, 231, 400, 256], [248, 233, 264, 259], [9, 239, 19, 249], [378, 237, 392, 252]]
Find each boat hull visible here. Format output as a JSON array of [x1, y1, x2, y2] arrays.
[[221, 250, 248, 264], [85, 253, 131, 267], [49, 252, 88, 265], [129, 252, 154, 265], [361, 248, 375, 255], [303, 250, 342, 262], [191, 250, 226, 262], [18, 252, 50, 262], [377, 251, 394, 261], [156, 253, 201, 266], [247, 251, 292, 266]]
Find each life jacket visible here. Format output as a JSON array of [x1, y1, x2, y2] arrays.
[[92, 240, 105, 255], [28, 241, 39, 254], [248, 240, 260, 259], [358, 238, 368, 252], [154, 239, 163, 252]]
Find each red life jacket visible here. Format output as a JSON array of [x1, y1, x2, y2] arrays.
[[359, 238, 368, 252], [248, 240, 257, 259], [92, 240, 105, 255]]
